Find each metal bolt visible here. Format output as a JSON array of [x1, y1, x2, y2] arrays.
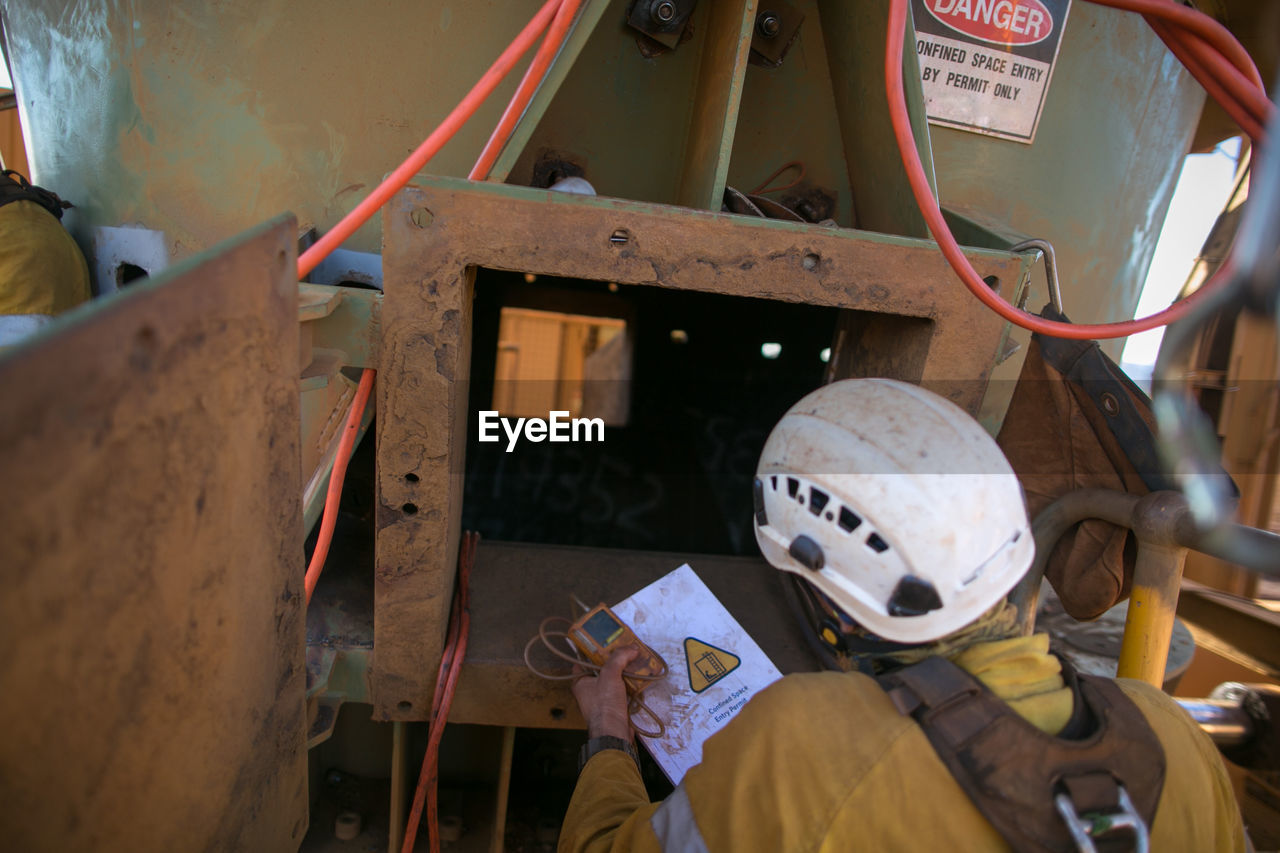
[[757, 12, 781, 38], [652, 0, 676, 23], [410, 207, 433, 228], [334, 812, 362, 841]]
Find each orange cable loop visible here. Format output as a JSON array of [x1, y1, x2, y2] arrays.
[[750, 160, 806, 195], [1147, 18, 1267, 142], [402, 531, 479, 853], [471, 0, 586, 181], [885, 0, 1271, 340], [296, 0, 560, 280], [1086, 0, 1264, 90], [303, 368, 374, 606]]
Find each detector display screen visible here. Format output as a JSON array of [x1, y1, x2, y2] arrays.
[[582, 609, 625, 647]]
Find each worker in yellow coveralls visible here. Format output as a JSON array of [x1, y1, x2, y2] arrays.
[[0, 170, 90, 346], [562, 379, 1247, 853]]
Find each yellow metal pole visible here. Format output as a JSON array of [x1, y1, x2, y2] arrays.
[[1116, 543, 1188, 686], [389, 721, 408, 853], [490, 726, 517, 853]]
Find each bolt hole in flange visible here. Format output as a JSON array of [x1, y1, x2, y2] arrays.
[[404, 472, 419, 483], [397, 700, 413, 712], [550, 706, 566, 720], [402, 502, 418, 515], [610, 228, 631, 245], [983, 274, 1000, 292], [802, 252, 820, 271]]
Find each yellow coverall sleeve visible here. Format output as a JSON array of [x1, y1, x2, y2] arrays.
[[558, 750, 662, 853], [1118, 679, 1248, 853]]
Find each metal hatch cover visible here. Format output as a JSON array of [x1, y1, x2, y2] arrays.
[[0, 215, 307, 851]]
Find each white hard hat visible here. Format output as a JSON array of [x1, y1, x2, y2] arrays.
[[754, 379, 1034, 643]]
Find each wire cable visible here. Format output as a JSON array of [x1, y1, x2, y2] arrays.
[[523, 615, 669, 739], [750, 160, 807, 195], [402, 531, 479, 853], [884, 0, 1272, 340], [469, 0, 585, 182], [303, 368, 374, 606], [296, 0, 560, 279], [1087, 0, 1265, 91], [1147, 18, 1266, 143]]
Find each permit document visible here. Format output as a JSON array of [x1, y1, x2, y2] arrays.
[[612, 564, 783, 784]]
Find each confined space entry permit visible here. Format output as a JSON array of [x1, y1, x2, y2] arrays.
[[912, 0, 1072, 143], [612, 564, 782, 785]]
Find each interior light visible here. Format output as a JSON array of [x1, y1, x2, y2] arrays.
[[523, 273, 537, 283], [670, 329, 689, 344], [820, 347, 831, 363], [761, 342, 782, 359]]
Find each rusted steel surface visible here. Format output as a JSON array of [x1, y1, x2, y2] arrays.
[[0, 216, 306, 850], [449, 542, 820, 729], [375, 176, 1020, 721]]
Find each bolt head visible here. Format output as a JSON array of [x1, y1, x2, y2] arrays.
[[758, 13, 781, 38], [410, 207, 434, 228], [652, 0, 676, 23]]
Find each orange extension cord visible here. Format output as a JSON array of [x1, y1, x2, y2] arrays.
[[401, 531, 479, 853], [295, 0, 562, 281], [300, 0, 564, 605], [470, 0, 585, 182], [289, 1, 582, 849], [302, 367, 374, 606], [885, 0, 1274, 340]]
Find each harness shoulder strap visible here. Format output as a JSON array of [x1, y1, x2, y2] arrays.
[[0, 170, 71, 221], [878, 657, 1166, 853]]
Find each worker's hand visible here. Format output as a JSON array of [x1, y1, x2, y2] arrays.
[[572, 645, 639, 743]]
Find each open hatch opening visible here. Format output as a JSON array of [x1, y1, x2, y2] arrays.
[[464, 269, 838, 557]]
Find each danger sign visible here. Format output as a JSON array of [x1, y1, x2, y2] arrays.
[[912, 0, 1071, 142], [684, 637, 741, 693]]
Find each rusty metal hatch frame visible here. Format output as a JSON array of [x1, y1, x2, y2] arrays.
[[374, 176, 1029, 721]]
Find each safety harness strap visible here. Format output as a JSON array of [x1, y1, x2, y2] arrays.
[[0, 171, 71, 221], [878, 656, 1166, 853]]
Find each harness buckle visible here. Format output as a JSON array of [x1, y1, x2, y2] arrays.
[[1053, 785, 1150, 853]]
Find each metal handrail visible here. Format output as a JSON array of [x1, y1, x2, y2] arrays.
[[1011, 488, 1280, 685]]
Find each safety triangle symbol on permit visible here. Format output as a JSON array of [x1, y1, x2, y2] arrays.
[[684, 637, 741, 693]]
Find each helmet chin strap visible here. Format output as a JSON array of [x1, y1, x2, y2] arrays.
[[785, 575, 1020, 675], [782, 574, 929, 674]]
